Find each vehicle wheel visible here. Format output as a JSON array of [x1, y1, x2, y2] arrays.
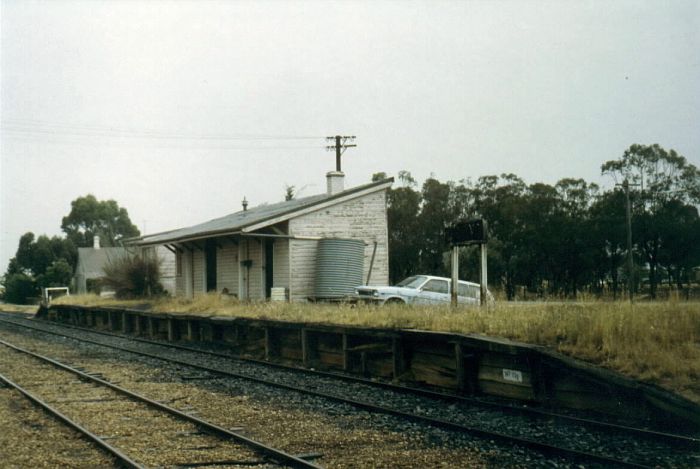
[[383, 298, 405, 306]]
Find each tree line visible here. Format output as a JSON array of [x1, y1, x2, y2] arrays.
[[375, 144, 700, 300], [3, 143, 698, 303], [2, 195, 140, 303]]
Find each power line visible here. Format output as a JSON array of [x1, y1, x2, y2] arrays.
[[1, 119, 325, 141], [4, 133, 326, 151]]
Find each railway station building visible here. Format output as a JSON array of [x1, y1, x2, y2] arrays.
[[131, 172, 392, 302]]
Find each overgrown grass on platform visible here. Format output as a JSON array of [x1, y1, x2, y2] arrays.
[[53, 294, 700, 403], [0, 303, 39, 314]]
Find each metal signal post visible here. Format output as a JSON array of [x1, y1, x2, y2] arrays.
[[445, 219, 489, 307]]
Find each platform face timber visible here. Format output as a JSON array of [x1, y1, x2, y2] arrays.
[[37, 303, 700, 431]]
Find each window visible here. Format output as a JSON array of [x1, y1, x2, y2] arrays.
[[458, 283, 478, 299], [396, 276, 427, 289], [422, 279, 449, 294], [176, 251, 182, 276]]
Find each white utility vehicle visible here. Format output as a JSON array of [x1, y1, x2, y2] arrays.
[[355, 275, 493, 305]]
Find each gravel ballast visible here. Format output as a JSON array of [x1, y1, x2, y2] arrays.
[[0, 386, 117, 468], [0, 325, 510, 468], [1, 314, 698, 468]]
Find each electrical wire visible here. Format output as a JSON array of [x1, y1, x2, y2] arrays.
[[1, 119, 329, 150], [1, 119, 326, 141]]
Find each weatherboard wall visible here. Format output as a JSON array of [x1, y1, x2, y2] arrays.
[[217, 242, 238, 295], [193, 249, 205, 293], [249, 239, 263, 299], [175, 250, 184, 294], [238, 237, 263, 300], [288, 190, 389, 301], [272, 238, 290, 292], [154, 246, 176, 296]]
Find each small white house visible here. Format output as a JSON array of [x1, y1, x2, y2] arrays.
[[132, 172, 393, 301]]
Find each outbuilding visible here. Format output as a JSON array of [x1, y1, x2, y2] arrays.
[[132, 171, 393, 301], [73, 239, 128, 295]]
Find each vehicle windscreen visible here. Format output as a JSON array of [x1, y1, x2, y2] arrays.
[[395, 276, 427, 289]]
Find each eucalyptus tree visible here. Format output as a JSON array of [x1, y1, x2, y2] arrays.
[[3, 194, 140, 303], [61, 194, 140, 248], [470, 174, 528, 300], [602, 144, 700, 298], [8, 232, 76, 276], [383, 171, 423, 283], [655, 200, 700, 295], [520, 182, 561, 294], [417, 177, 453, 276], [2, 232, 77, 303], [588, 190, 627, 297], [553, 178, 599, 297]]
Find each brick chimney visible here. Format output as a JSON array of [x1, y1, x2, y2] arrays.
[[326, 171, 345, 195]]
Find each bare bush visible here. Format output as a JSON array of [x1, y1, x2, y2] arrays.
[[102, 254, 163, 298]]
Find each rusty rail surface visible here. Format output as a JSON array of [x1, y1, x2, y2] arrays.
[[0, 336, 321, 469]]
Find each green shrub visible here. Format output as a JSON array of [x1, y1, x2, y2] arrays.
[[37, 259, 73, 289], [86, 278, 102, 294], [1, 273, 38, 304]]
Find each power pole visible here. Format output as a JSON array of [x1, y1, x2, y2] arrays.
[[480, 242, 488, 307], [326, 135, 356, 171], [617, 179, 639, 303], [451, 246, 459, 306]]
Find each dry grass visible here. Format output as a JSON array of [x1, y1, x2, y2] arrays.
[[0, 303, 39, 314], [53, 294, 700, 403]]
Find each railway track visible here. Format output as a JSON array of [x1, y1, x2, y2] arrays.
[[1, 313, 698, 468], [0, 335, 320, 468], [30, 312, 695, 442]]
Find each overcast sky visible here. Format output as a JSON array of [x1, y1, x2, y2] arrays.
[[1, 0, 699, 271]]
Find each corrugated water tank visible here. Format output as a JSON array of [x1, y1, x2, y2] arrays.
[[314, 238, 365, 299]]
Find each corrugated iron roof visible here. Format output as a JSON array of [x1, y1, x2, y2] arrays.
[[132, 177, 393, 246]]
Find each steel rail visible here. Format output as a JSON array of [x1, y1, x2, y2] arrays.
[[0, 337, 321, 469], [0, 317, 655, 468], [3, 314, 697, 447], [115, 329, 700, 444], [0, 371, 143, 469]]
